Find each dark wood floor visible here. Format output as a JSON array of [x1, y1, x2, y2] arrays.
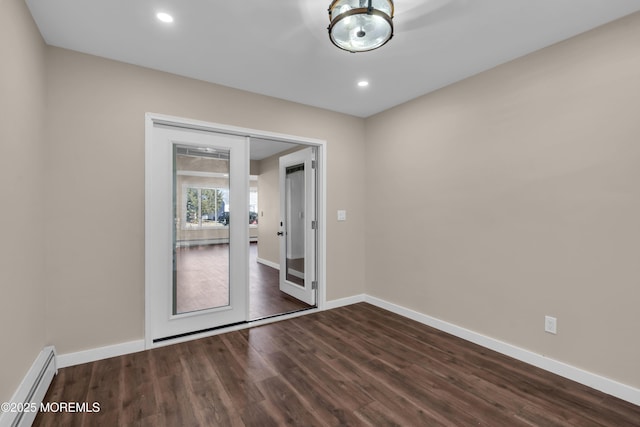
[[249, 246, 312, 319], [176, 243, 312, 318], [34, 303, 640, 426]]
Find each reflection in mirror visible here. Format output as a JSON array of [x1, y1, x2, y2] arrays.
[[173, 144, 230, 314], [250, 140, 316, 320], [285, 164, 305, 286]]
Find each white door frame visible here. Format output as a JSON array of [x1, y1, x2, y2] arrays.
[[144, 113, 327, 349]]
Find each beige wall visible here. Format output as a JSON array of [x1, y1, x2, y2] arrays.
[[256, 146, 306, 265], [257, 152, 280, 264], [44, 47, 367, 354], [0, 0, 47, 403], [365, 12, 640, 388]]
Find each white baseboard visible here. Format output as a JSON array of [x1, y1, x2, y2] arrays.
[[325, 293, 366, 310], [365, 295, 640, 406], [287, 268, 304, 280], [256, 257, 279, 270], [56, 340, 145, 369], [176, 238, 229, 247], [0, 346, 57, 427]]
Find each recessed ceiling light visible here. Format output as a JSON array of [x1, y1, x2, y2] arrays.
[[156, 12, 174, 23], [357, 80, 369, 88]]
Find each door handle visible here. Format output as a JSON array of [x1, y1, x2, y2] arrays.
[[277, 231, 284, 236]]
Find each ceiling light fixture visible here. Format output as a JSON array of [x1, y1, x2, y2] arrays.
[[156, 12, 174, 23], [358, 80, 369, 87], [328, 0, 394, 53]]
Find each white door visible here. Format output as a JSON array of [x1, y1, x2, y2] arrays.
[[146, 123, 249, 343], [278, 148, 316, 305]]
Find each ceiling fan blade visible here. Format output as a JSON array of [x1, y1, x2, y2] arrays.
[[224, 1, 325, 53], [395, 0, 467, 32], [274, 2, 329, 51]]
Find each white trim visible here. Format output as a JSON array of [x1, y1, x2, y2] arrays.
[[256, 257, 280, 270], [145, 112, 328, 349], [56, 340, 145, 369], [144, 115, 155, 350], [176, 171, 230, 178], [149, 308, 322, 349], [324, 294, 366, 310], [176, 238, 230, 247], [148, 113, 325, 146], [317, 143, 327, 311], [364, 295, 640, 406], [287, 268, 304, 280], [0, 346, 56, 427]]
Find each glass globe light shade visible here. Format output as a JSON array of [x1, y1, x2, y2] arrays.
[[328, 0, 394, 52]]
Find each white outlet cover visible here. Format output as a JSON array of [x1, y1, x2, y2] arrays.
[[337, 210, 346, 221], [545, 316, 557, 334]]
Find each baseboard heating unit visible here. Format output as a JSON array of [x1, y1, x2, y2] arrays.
[[0, 346, 57, 427]]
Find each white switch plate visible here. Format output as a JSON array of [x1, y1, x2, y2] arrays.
[[337, 210, 346, 221]]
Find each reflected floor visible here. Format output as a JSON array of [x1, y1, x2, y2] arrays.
[[286, 257, 304, 286], [175, 243, 312, 319]]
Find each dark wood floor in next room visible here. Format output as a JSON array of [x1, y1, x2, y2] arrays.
[[176, 242, 312, 319], [34, 303, 640, 426]]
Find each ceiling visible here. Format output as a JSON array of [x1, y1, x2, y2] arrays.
[[249, 138, 300, 161], [26, 0, 640, 118]]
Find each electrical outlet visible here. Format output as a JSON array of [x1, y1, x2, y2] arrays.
[[545, 316, 557, 334]]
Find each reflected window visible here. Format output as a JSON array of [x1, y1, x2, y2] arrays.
[[184, 186, 229, 228]]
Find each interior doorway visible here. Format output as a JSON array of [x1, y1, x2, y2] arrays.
[[249, 140, 317, 318], [145, 113, 326, 347], [277, 147, 317, 306]]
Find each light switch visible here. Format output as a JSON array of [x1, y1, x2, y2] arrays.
[[337, 210, 347, 221]]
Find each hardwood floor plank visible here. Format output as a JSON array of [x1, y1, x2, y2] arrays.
[[220, 332, 278, 382], [601, 395, 640, 426], [200, 335, 265, 408], [120, 352, 159, 425], [188, 379, 242, 427], [239, 401, 282, 427], [399, 362, 522, 426], [154, 374, 202, 427], [262, 324, 375, 412], [33, 303, 640, 426], [318, 310, 415, 370], [257, 348, 368, 425], [354, 400, 418, 427], [256, 376, 327, 426], [176, 342, 239, 427], [328, 356, 449, 425], [362, 358, 482, 425], [267, 364, 356, 426], [84, 357, 124, 426], [514, 403, 586, 427]]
